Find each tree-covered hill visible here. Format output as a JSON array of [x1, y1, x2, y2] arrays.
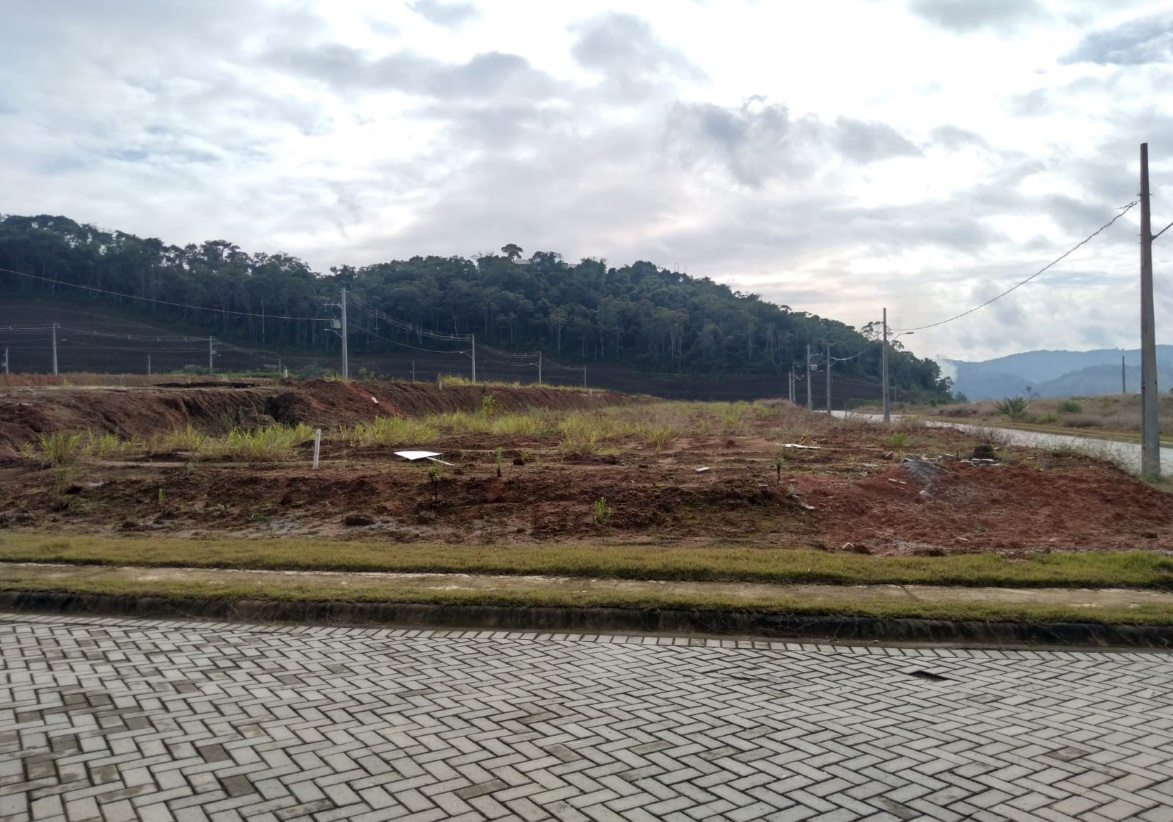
[[0, 214, 950, 399]]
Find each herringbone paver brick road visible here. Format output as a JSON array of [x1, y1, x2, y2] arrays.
[[2, 615, 1173, 821]]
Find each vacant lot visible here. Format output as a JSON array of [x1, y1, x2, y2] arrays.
[[1, 378, 1170, 558]]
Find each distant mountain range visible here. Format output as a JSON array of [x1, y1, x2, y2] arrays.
[[947, 346, 1173, 400]]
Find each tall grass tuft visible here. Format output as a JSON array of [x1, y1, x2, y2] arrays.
[[349, 417, 439, 447], [209, 424, 312, 461], [37, 431, 84, 466], [559, 413, 607, 455]]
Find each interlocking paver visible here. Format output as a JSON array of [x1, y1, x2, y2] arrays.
[[4, 615, 1173, 820]]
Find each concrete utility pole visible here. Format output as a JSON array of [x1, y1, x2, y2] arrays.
[[881, 308, 890, 423], [52, 323, 58, 376], [340, 287, 349, 380], [806, 344, 812, 410], [1139, 143, 1159, 480], [3, 347, 8, 374], [1122, 355, 1126, 394], [208, 337, 215, 375], [826, 345, 832, 412], [147, 355, 151, 376], [471, 333, 476, 383], [537, 351, 542, 385]]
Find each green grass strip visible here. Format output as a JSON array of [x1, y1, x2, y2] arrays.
[[1, 571, 1171, 625], [2, 534, 1172, 589]]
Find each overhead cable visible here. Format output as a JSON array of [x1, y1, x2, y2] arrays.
[[896, 201, 1138, 333]]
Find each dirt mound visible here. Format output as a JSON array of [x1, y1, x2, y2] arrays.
[[0, 380, 635, 454], [804, 460, 1173, 554]]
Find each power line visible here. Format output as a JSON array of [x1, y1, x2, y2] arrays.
[[896, 201, 1138, 333], [0, 266, 326, 321], [350, 297, 471, 342]]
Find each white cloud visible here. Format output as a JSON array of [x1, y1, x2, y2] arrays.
[[1, 0, 1171, 362]]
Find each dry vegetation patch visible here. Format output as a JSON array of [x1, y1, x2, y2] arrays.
[[0, 380, 1170, 559]]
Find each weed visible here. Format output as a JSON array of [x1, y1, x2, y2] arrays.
[[495, 446, 503, 478], [559, 414, 606, 456], [482, 394, 496, 417], [491, 412, 548, 438], [645, 423, 680, 452], [157, 488, 165, 506], [37, 431, 84, 467], [1058, 399, 1082, 414], [350, 417, 439, 446], [593, 496, 611, 525], [720, 405, 747, 434], [427, 464, 443, 503], [886, 432, 908, 448], [994, 396, 1029, 420]]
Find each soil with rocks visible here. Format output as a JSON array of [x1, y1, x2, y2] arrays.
[[0, 379, 1170, 556]]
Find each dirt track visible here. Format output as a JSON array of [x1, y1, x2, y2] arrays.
[[1, 378, 1170, 556]]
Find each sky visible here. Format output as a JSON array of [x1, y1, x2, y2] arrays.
[[1, 0, 1172, 364]]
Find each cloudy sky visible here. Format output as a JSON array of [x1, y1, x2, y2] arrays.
[[1, 0, 1171, 363]]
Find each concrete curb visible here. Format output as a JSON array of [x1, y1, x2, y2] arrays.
[[3, 590, 1173, 648]]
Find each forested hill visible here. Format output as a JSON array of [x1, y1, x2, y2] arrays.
[[0, 214, 950, 398]]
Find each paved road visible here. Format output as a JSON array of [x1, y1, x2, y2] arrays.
[[3, 615, 1173, 822]]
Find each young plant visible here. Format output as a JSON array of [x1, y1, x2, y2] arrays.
[[482, 394, 497, 417], [427, 464, 443, 503], [593, 496, 611, 525], [495, 446, 504, 478]]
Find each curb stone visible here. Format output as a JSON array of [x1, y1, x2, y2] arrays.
[[2, 590, 1172, 647]]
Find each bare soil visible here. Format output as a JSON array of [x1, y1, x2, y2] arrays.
[[1, 379, 1170, 557]]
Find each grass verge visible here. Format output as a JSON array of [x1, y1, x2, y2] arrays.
[[2, 534, 1172, 589], [1, 568, 1171, 625]]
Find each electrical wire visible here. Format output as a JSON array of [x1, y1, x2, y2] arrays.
[[351, 297, 471, 342], [0, 266, 327, 321], [895, 201, 1138, 333]]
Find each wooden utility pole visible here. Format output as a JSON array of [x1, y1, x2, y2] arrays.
[[881, 308, 890, 423], [340, 287, 349, 380], [826, 345, 832, 412], [806, 345, 812, 410], [1140, 143, 1159, 480]]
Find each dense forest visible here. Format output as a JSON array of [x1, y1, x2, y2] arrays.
[[0, 214, 951, 398]]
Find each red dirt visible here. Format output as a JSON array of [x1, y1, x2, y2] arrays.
[[0, 380, 1170, 556]]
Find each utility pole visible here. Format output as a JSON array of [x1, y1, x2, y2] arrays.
[[1139, 143, 1159, 480], [147, 355, 151, 376], [208, 336, 215, 375], [3, 347, 8, 375], [788, 370, 794, 403], [1122, 355, 1126, 394], [537, 351, 542, 385], [826, 344, 832, 413], [340, 287, 349, 380], [881, 308, 890, 423], [52, 323, 58, 376], [806, 344, 812, 410], [471, 333, 476, 383]]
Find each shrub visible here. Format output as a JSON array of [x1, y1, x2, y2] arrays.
[[1057, 400, 1082, 414], [994, 396, 1029, 419]]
